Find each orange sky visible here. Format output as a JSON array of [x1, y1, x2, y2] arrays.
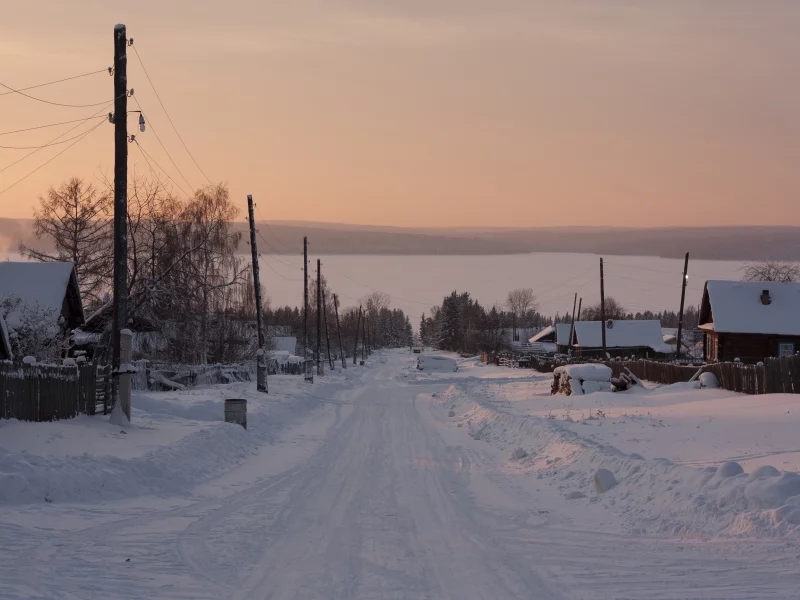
[[1, 1, 799, 227]]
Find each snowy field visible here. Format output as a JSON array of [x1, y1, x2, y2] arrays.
[[1, 350, 800, 599]]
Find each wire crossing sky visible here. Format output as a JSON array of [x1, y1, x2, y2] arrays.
[[1, 1, 799, 227]]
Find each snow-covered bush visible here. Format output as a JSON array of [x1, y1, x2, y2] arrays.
[[1, 296, 65, 364]]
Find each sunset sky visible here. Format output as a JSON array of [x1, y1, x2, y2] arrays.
[[1, 1, 798, 227]]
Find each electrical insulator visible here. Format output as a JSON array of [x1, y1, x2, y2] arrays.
[[139, 114, 146, 133]]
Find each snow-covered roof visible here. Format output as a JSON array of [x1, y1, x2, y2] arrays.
[[0, 262, 84, 329], [700, 280, 800, 335], [529, 324, 573, 345], [573, 320, 672, 353], [273, 336, 296, 354]]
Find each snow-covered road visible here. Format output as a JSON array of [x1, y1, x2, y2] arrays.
[[1, 352, 798, 599]]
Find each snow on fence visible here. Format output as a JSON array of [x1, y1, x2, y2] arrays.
[[138, 362, 252, 391], [484, 351, 800, 395], [0, 361, 100, 422]]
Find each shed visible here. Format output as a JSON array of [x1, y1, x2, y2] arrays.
[[699, 280, 800, 363], [0, 262, 84, 331], [529, 324, 573, 353]]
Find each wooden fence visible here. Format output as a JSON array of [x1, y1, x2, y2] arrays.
[[482, 351, 800, 396], [0, 361, 101, 422]]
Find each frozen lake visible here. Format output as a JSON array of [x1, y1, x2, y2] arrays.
[[254, 252, 745, 320], [1, 250, 746, 320]]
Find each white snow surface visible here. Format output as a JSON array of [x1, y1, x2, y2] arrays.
[[1, 351, 799, 599], [554, 363, 612, 381], [703, 279, 800, 334]]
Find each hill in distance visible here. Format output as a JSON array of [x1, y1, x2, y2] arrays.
[[2, 218, 799, 261]]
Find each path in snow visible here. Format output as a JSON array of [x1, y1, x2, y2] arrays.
[[1, 352, 798, 599]]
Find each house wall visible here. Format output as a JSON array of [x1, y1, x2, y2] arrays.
[[712, 332, 800, 363]]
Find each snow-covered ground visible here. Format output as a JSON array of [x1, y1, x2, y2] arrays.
[[1, 350, 799, 599]]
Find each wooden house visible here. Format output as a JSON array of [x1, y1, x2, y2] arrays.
[[0, 262, 84, 330], [699, 280, 800, 363], [528, 324, 573, 354]]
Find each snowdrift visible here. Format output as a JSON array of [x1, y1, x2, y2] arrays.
[[439, 382, 800, 538], [0, 381, 323, 506]]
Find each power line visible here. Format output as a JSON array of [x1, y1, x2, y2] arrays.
[[0, 127, 107, 150], [256, 251, 302, 282], [322, 262, 435, 307], [0, 69, 107, 97], [0, 115, 107, 137], [132, 45, 211, 183], [133, 139, 192, 198], [0, 103, 112, 175], [0, 120, 103, 198], [131, 97, 195, 192], [603, 259, 683, 276], [0, 81, 120, 108]]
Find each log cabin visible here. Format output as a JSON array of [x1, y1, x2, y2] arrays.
[[699, 280, 800, 363]]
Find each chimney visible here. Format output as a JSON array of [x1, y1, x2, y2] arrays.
[[761, 290, 771, 305]]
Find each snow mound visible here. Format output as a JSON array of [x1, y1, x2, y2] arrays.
[[511, 447, 529, 460], [699, 372, 720, 389], [594, 468, 618, 492]]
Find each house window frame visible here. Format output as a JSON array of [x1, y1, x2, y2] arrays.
[[778, 342, 795, 358]]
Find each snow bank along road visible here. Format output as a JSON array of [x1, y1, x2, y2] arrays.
[[1, 351, 799, 599]]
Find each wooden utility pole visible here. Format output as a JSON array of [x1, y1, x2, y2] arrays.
[[316, 259, 323, 376], [600, 257, 607, 353], [353, 305, 362, 365], [247, 195, 267, 393], [676, 252, 690, 360], [333, 294, 346, 369], [323, 285, 333, 370], [568, 292, 577, 351], [303, 237, 312, 382], [576, 297, 583, 322], [111, 24, 130, 420], [362, 315, 367, 362]]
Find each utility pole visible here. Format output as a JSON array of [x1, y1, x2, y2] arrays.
[[247, 195, 267, 393], [600, 257, 607, 354], [322, 283, 333, 370], [362, 316, 367, 363], [316, 259, 323, 376], [576, 297, 583, 322], [353, 305, 362, 365], [111, 24, 130, 421], [333, 294, 345, 369], [568, 292, 577, 350], [676, 252, 690, 361], [303, 237, 312, 382]]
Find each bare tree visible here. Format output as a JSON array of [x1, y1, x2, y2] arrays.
[[20, 177, 112, 309], [581, 297, 626, 321], [741, 260, 800, 283], [505, 288, 537, 341]]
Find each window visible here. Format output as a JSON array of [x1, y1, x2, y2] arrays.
[[778, 342, 795, 358]]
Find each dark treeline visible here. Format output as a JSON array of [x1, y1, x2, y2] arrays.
[[422, 290, 702, 355]]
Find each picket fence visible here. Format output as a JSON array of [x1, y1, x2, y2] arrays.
[[0, 361, 101, 422]]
